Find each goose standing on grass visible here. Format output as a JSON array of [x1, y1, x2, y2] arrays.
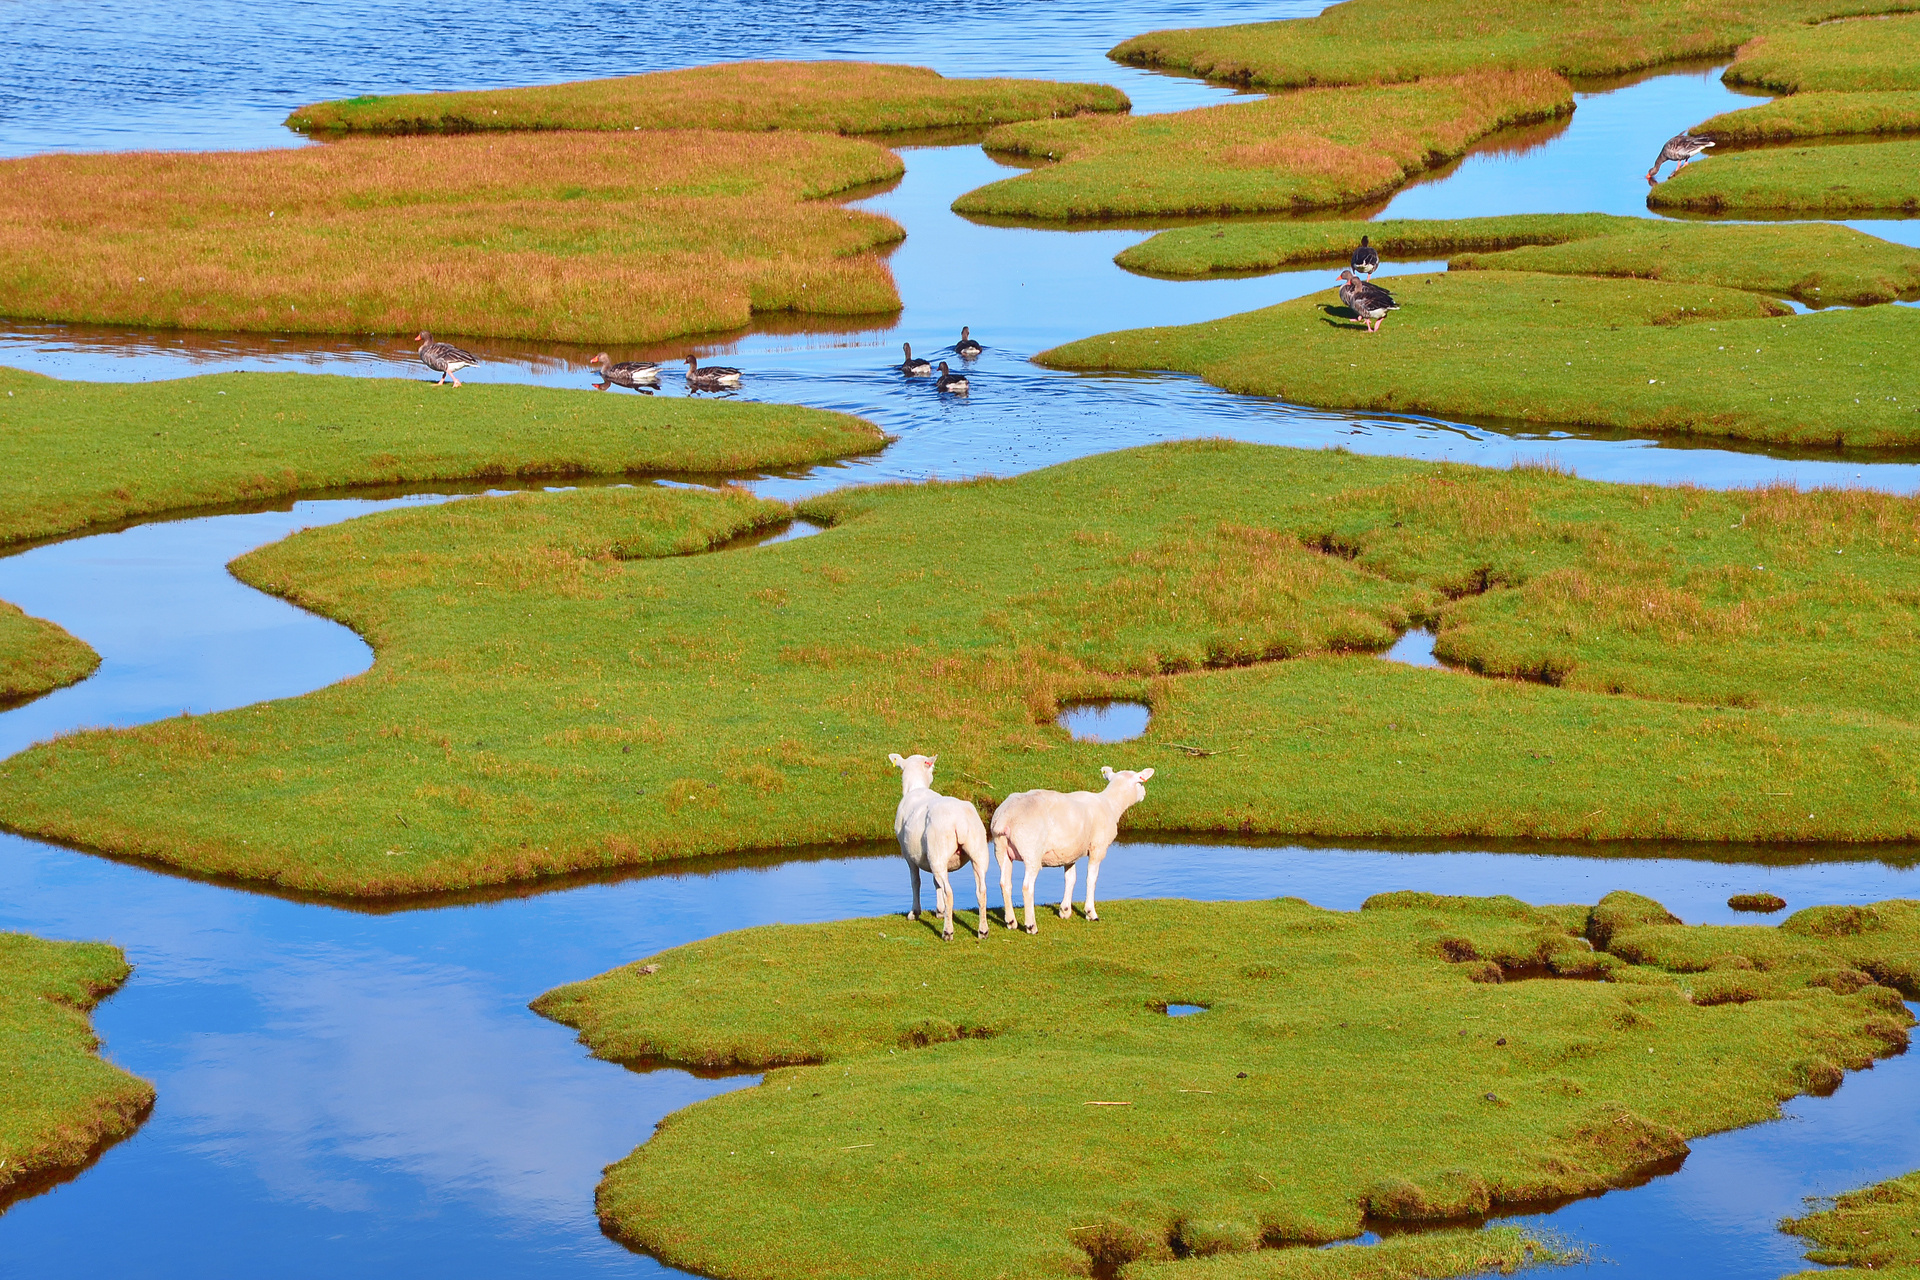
[[935, 361, 969, 394], [1646, 132, 1714, 184], [1336, 270, 1399, 333], [684, 354, 742, 390], [899, 342, 933, 375], [588, 352, 660, 392], [415, 331, 478, 386], [1351, 235, 1380, 277], [955, 326, 983, 358]]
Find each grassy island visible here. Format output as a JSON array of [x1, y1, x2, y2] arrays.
[[1115, 214, 1641, 278], [952, 71, 1571, 220], [19, 442, 1920, 893], [0, 366, 886, 548], [1, 933, 151, 1210], [532, 891, 1918, 1280], [0, 130, 904, 346], [1648, 138, 1920, 212], [1782, 1169, 1920, 1277], [1108, 0, 1920, 90], [286, 61, 1129, 137], [1694, 90, 1920, 142], [0, 601, 97, 707], [1721, 14, 1920, 93], [1041, 272, 1918, 447]]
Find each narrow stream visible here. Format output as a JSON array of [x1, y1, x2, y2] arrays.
[[5, 3, 1920, 1277]]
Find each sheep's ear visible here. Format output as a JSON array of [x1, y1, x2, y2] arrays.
[[1139, 768, 1155, 781], [1101, 766, 1114, 779], [888, 753, 904, 767], [927, 754, 937, 765]]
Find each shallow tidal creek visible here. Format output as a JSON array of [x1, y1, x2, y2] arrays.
[[3, 2, 1920, 1276]]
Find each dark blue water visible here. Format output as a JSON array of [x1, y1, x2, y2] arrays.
[[5, 4, 1920, 1277]]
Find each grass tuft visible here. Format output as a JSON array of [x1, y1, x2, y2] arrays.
[[0, 602, 97, 706], [0, 131, 905, 345], [952, 72, 1572, 220], [533, 892, 1919, 1280], [286, 61, 1129, 136], [0, 933, 152, 1208], [1779, 1168, 1920, 1277]]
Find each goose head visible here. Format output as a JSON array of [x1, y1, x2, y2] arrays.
[[589, 352, 611, 368]]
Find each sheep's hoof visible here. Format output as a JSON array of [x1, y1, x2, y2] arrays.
[[941, 928, 954, 941], [906, 910, 918, 921], [1086, 912, 1100, 922], [1024, 924, 1038, 935], [1058, 907, 1072, 920], [976, 928, 989, 939]]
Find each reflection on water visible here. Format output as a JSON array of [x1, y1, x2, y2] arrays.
[[1056, 700, 1152, 743], [1378, 628, 1444, 670]]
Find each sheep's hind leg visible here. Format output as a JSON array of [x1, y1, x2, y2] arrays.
[[1022, 860, 1041, 934], [933, 863, 955, 941], [1059, 862, 1078, 919], [970, 854, 991, 938], [907, 860, 922, 921], [1083, 850, 1105, 921]]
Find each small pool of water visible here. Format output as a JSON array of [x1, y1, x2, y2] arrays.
[[1164, 1003, 1208, 1017], [1378, 629, 1445, 670], [1056, 700, 1151, 743]]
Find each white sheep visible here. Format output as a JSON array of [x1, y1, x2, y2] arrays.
[[991, 766, 1155, 933], [889, 752, 992, 941]]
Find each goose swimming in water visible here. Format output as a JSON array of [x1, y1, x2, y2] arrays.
[[1337, 270, 1399, 333], [899, 342, 933, 375], [1646, 132, 1714, 184], [935, 361, 969, 394], [685, 354, 742, 390], [588, 352, 661, 391], [1351, 235, 1380, 277], [415, 332, 478, 386], [955, 326, 983, 358]]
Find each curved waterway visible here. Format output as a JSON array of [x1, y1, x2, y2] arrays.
[[5, 2, 1920, 1276]]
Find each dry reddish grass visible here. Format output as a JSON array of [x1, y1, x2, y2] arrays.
[[287, 60, 1129, 136], [954, 71, 1572, 219], [0, 131, 905, 344]]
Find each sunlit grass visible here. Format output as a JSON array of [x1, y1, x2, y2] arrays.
[[0, 130, 904, 345], [0, 602, 97, 706], [951, 72, 1571, 219], [535, 891, 1916, 1280], [1695, 90, 1920, 141], [287, 61, 1128, 136], [0, 933, 151, 1207], [1722, 13, 1920, 92], [16, 442, 1920, 894], [1109, 0, 1920, 90], [1116, 214, 1639, 278], [1042, 271, 1919, 447], [1781, 1168, 1920, 1277], [1649, 138, 1920, 212], [0, 365, 886, 548]]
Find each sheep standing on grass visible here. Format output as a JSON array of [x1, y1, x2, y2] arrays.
[[889, 752, 992, 941], [991, 767, 1155, 934]]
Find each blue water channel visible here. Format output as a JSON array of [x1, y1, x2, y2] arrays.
[[4, 2, 1920, 1276]]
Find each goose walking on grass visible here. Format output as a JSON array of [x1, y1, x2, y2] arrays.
[[955, 326, 983, 358], [1351, 234, 1380, 277], [1646, 132, 1714, 185], [899, 342, 933, 376], [685, 354, 742, 390], [415, 331, 478, 386], [935, 361, 969, 394], [1336, 270, 1399, 333], [588, 352, 661, 392]]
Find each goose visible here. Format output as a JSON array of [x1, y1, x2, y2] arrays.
[[684, 354, 742, 389], [415, 331, 478, 386], [899, 342, 933, 376], [1351, 235, 1380, 277], [1646, 133, 1713, 185], [588, 352, 661, 391], [1336, 270, 1399, 333], [955, 326, 983, 358], [935, 361, 969, 394]]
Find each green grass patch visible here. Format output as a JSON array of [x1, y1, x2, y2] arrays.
[[1781, 1168, 1920, 1277], [1124, 1228, 1559, 1280], [1452, 223, 1920, 305], [952, 71, 1571, 220], [1116, 214, 1639, 278], [1694, 90, 1920, 142], [1648, 138, 1920, 211], [0, 365, 885, 548], [0, 602, 97, 706], [1723, 13, 1920, 92], [1, 933, 151, 1208], [0, 130, 904, 345], [20, 441, 1920, 893], [286, 61, 1128, 136], [1041, 271, 1919, 447], [531, 891, 1917, 1280], [1108, 0, 1920, 90]]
